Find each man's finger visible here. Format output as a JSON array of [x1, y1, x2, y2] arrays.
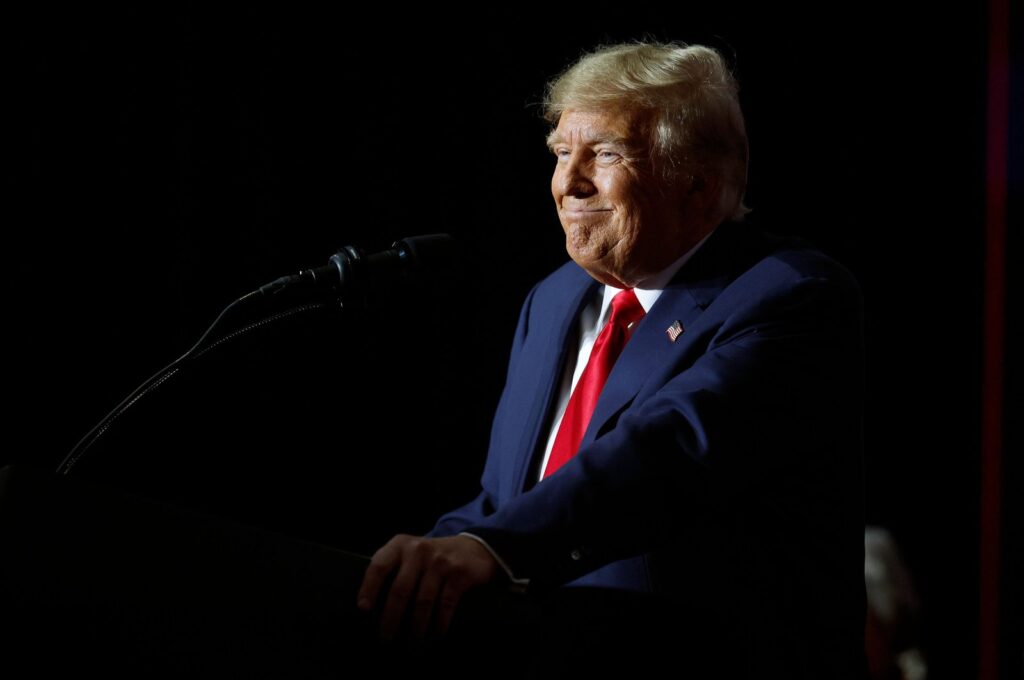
[[408, 565, 444, 642], [432, 575, 467, 640], [356, 537, 404, 611], [378, 545, 425, 641]]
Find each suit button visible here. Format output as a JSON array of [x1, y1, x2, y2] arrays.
[[570, 549, 582, 561]]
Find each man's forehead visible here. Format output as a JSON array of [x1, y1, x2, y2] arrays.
[[548, 108, 653, 146]]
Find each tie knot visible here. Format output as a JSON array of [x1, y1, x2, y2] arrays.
[[609, 288, 645, 329]]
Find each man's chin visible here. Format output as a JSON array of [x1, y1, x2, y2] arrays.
[[564, 232, 632, 287]]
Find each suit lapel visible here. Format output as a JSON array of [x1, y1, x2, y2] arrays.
[[511, 269, 599, 494], [581, 285, 706, 447]]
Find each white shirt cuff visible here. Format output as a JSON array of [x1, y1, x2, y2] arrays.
[[459, 532, 530, 592]]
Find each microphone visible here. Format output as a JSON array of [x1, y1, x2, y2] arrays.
[[257, 233, 454, 298]]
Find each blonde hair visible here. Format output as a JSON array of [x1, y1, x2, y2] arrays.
[[544, 42, 750, 221]]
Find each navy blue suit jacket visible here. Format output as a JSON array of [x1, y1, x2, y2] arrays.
[[430, 222, 866, 674]]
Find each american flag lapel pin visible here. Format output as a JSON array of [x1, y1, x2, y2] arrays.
[[666, 320, 684, 342]]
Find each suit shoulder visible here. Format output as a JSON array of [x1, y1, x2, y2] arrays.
[[520, 260, 595, 312], [685, 225, 862, 332], [532, 260, 594, 296], [762, 243, 858, 297], [731, 226, 861, 301], [507, 260, 595, 339]]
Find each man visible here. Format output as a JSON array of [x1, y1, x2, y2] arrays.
[[357, 42, 866, 676]]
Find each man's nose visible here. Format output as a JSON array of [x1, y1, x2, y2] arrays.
[[556, 153, 596, 197]]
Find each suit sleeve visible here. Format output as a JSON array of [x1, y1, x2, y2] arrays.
[[426, 282, 541, 539], [460, 271, 864, 589]]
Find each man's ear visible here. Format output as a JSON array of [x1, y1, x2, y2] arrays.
[[686, 173, 725, 221]]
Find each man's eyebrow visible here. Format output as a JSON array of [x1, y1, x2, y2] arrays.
[[545, 130, 633, 151], [545, 130, 565, 150]]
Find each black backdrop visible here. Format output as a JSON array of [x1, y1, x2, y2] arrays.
[[8, 4, 1019, 679]]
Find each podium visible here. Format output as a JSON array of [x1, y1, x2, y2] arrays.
[[0, 464, 386, 677], [0, 465, 726, 678]]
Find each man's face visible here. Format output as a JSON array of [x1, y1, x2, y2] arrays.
[[549, 108, 703, 288]]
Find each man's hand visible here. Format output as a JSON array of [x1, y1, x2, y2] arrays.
[[356, 534, 498, 642]]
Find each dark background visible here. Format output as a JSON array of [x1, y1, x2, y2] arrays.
[[8, 4, 1020, 679]]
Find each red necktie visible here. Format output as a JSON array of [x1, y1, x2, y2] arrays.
[[542, 288, 646, 479]]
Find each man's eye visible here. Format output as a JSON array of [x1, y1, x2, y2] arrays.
[[597, 150, 620, 160], [554, 148, 571, 158]]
